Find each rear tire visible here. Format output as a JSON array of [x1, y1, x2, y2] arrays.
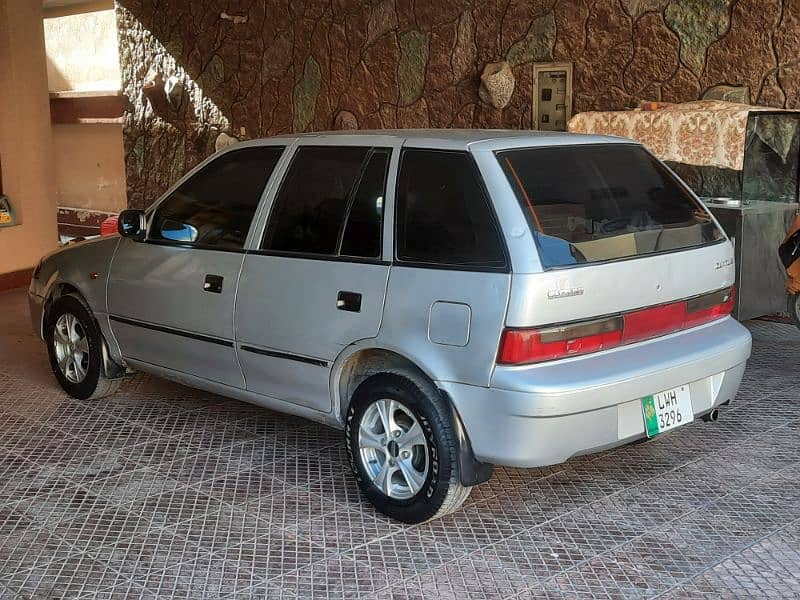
[[45, 295, 121, 401], [345, 372, 471, 523], [790, 293, 800, 331]]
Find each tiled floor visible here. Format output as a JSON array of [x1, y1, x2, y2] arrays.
[[1, 287, 798, 599]]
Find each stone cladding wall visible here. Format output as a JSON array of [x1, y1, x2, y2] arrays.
[[116, 0, 800, 207]]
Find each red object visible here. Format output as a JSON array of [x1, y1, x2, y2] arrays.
[[684, 288, 736, 329], [100, 215, 119, 237], [622, 302, 686, 344], [498, 327, 623, 365], [498, 287, 735, 365]]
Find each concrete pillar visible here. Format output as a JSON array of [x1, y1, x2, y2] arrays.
[[0, 0, 58, 282]]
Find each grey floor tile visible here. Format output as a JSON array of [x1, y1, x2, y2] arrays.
[[52, 504, 164, 551], [124, 485, 225, 527], [164, 503, 268, 552], [215, 528, 331, 580], [86, 526, 204, 576], [147, 450, 246, 487], [413, 503, 525, 551], [270, 554, 395, 599], [384, 555, 531, 599], [0, 288, 798, 599], [191, 467, 285, 505], [78, 466, 183, 505], [344, 527, 465, 579], [0, 525, 78, 575], [290, 506, 404, 552], [2, 552, 133, 599], [137, 552, 265, 597], [242, 487, 337, 531]]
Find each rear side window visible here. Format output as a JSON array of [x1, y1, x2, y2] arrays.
[[262, 146, 385, 256], [149, 146, 283, 250], [498, 144, 723, 269], [395, 150, 507, 269], [340, 150, 390, 258], [262, 146, 388, 258]]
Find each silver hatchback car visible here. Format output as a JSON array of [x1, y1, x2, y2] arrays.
[[29, 130, 752, 522]]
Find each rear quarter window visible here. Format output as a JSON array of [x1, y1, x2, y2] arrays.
[[395, 149, 507, 270]]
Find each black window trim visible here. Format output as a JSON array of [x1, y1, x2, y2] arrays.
[[335, 147, 391, 259], [144, 145, 287, 253], [258, 144, 392, 262], [494, 143, 727, 272], [143, 239, 249, 253], [393, 147, 511, 274], [141, 241, 390, 264], [247, 248, 391, 265]]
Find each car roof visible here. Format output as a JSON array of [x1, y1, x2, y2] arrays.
[[252, 129, 635, 151]]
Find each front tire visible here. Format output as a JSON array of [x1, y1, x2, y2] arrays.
[[45, 295, 121, 400], [790, 293, 800, 331], [345, 372, 471, 523]]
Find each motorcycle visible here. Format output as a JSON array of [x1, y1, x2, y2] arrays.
[[779, 210, 800, 329]]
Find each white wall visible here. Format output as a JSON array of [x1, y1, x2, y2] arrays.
[[0, 0, 58, 274], [44, 2, 120, 92]]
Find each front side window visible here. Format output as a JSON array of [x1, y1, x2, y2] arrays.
[[262, 146, 388, 258], [395, 149, 507, 269], [149, 146, 284, 250], [498, 144, 723, 269]]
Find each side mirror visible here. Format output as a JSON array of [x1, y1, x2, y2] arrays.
[[117, 209, 147, 241]]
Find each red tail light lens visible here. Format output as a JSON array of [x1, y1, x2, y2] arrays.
[[684, 287, 735, 328], [622, 302, 686, 344], [498, 287, 735, 365], [498, 318, 623, 364]]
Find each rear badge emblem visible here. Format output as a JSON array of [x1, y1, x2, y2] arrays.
[[715, 258, 733, 270], [547, 286, 584, 300]]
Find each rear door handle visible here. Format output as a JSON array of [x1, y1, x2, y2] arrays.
[[336, 291, 362, 312], [203, 274, 224, 293]]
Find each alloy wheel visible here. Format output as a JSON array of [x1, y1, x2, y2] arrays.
[[358, 398, 430, 500], [53, 313, 90, 384]]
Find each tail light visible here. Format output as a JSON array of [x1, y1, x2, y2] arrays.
[[498, 287, 735, 365], [684, 287, 736, 328]]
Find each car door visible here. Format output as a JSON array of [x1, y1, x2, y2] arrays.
[[235, 140, 397, 412], [107, 144, 286, 388], [376, 148, 512, 388]]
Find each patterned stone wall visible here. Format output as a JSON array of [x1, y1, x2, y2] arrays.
[[116, 0, 800, 208]]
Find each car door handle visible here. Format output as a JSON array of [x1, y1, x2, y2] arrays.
[[203, 274, 224, 293], [336, 291, 362, 312]]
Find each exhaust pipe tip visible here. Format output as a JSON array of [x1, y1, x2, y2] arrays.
[[702, 409, 719, 423]]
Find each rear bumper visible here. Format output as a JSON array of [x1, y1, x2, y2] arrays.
[[439, 317, 751, 468]]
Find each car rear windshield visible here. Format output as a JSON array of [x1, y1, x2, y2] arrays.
[[497, 144, 724, 269]]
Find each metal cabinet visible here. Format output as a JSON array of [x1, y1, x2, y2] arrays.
[[707, 202, 798, 320]]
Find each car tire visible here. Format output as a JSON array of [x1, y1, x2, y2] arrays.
[[45, 295, 121, 401], [345, 372, 471, 523], [789, 293, 800, 331]]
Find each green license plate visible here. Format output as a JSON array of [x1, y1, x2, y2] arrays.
[[642, 385, 693, 437]]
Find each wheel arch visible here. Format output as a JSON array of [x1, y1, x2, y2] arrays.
[[43, 281, 126, 379], [333, 345, 435, 425], [41, 281, 85, 334], [332, 344, 493, 486]]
